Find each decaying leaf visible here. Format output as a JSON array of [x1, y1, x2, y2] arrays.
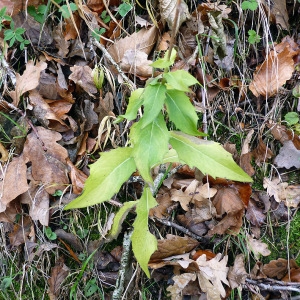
[[150, 234, 199, 261], [167, 273, 197, 300], [274, 140, 300, 169], [228, 254, 248, 289], [249, 40, 300, 97], [263, 177, 288, 203], [196, 253, 229, 298], [48, 257, 69, 299], [9, 60, 47, 106], [263, 258, 298, 280], [22, 127, 69, 195], [246, 235, 271, 259], [245, 198, 266, 226], [8, 215, 33, 247]]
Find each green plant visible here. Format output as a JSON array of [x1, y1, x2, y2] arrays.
[[248, 29, 261, 44], [27, 5, 47, 23], [101, 10, 111, 24], [284, 112, 300, 134], [118, 2, 132, 17], [0, 7, 11, 31], [4, 20, 30, 50], [65, 49, 252, 277], [241, 0, 258, 11], [44, 227, 57, 240]]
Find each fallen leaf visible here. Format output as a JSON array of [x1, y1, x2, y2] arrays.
[[22, 127, 69, 195], [48, 257, 69, 298], [285, 185, 300, 207], [246, 235, 271, 259], [167, 273, 197, 300], [228, 254, 248, 290], [150, 234, 199, 261], [249, 44, 299, 97], [0, 142, 9, 162], [263, 177, 288, 203], [9, 60, 47, 106], [274, 140, 300, 169], [269, 0, 289, 30], [0, 155, 29, 210], [69, 65, 97, 95], [8, 215, 33, 247], [149, 192, 173, 218], [282, 268, 300, 282], [252, 139, 273, 165], [245, 198, 266, 227], [66, 159, 88, 195], [263, 258, 298, 280], [196, 253, 229, 298]]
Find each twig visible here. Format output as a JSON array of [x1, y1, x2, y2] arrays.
[[92, 39, 136, 90], [244, 278, 300, 293], [112, 230, 133, 300], [153, 218, 207, 243]]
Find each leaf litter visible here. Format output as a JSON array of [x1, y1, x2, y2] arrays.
[[1, 0, 300, 299]]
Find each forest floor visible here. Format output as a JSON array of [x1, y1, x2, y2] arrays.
[[1, 0, 300, 299]]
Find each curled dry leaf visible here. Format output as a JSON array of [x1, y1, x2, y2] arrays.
[[66, 159, 88, 195], [159, 0, 190, 35], [228, 254, 248, 289], [0, 142, 9, 162], [249, 42, 299, 97], [149, 192, 173, 218], [150, 234, 199, 261], [8, 215, 33, 247], [245, 199, 266, 227], [282, 268, 300, 282], [9, 60, 47, 106], [263, 177, 288, 203]]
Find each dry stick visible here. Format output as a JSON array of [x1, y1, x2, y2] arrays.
[[244, 278, 300, 293], [93, 39, 136, 90], [112, 230, 133, 300]]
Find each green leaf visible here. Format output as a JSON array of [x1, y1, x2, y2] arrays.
[[162, 148, 181, 164], [139, 83, 166, 128], [241, 0, 258, 11], [165, 89, 202, 136], [248, 30, 260, 44], [164, 70, 199, 92], [120, 88, 144, 121], [130, 113, 169, 183], [131, 187, 157, 278], [64, 147, 136, 209], [151, 49, 177, 69], [37, 4, 47, 14], [285, 112, 299, 125], [0, 7, 7, 18], [169, 131, 253, 182], [118, 2, 132, 17], [109, 201, 138, 240], [45, 227, 57, 240], [4, 30, 14, 41], [9, 36, 15, 47], [59, 3, 77, 18], [15, 27, 25, 35]]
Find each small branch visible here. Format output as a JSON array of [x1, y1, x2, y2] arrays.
[[92, 39, 136, 90], [112, 230, 133, 300], [153, 218, 207, 243], [244, 278, 300, 293]]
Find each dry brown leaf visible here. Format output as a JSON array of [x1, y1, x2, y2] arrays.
[[69, 65, 97, 96], [120, 49, 155, 78], [64, 12, 81, 41], [274, 140, 300, 169], [149, 192, 173, 219], [22, 127, 69, 195], [0, 142, 9, 162], [150, 234, 199, 261], [282, 268, 300, 282], [263, 177, 288, 203], [0, 155, 29, 210], [285, 185, 300, 207], [167, 273, 197, 300], [29, 90, 70, 132], [66, 159, 88, 195], [228, 254, 248, 289], [246, 235, 271, 259], [245, 199, 266, 227], [263, 258, 298, 280], [55, 229, 83, 252], [249, 45, 299, 97], [8, 215, 33, 247], [37, 70, 58, 100], [250, 261, 267, 279], [159, 0, 190, 34], [269, 0, 289, 30], [9, 60, 47, 106], [196, 253, 229, 298], [107, 26, 158, 64], [252, 139, 273, 165], [48, 257, 69, 299]]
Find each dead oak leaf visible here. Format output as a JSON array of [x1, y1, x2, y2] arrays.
[[228, 254, 248, 289], [9, 60, 47, 106], [274, 140, 300, 169], [263, 177, 288, 203], [196, 253, 229, 298], [246, 235, 271, 259], [263, 258, 298, 280], [22, 127, 69, 195], [167, 273, 197, 300]]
